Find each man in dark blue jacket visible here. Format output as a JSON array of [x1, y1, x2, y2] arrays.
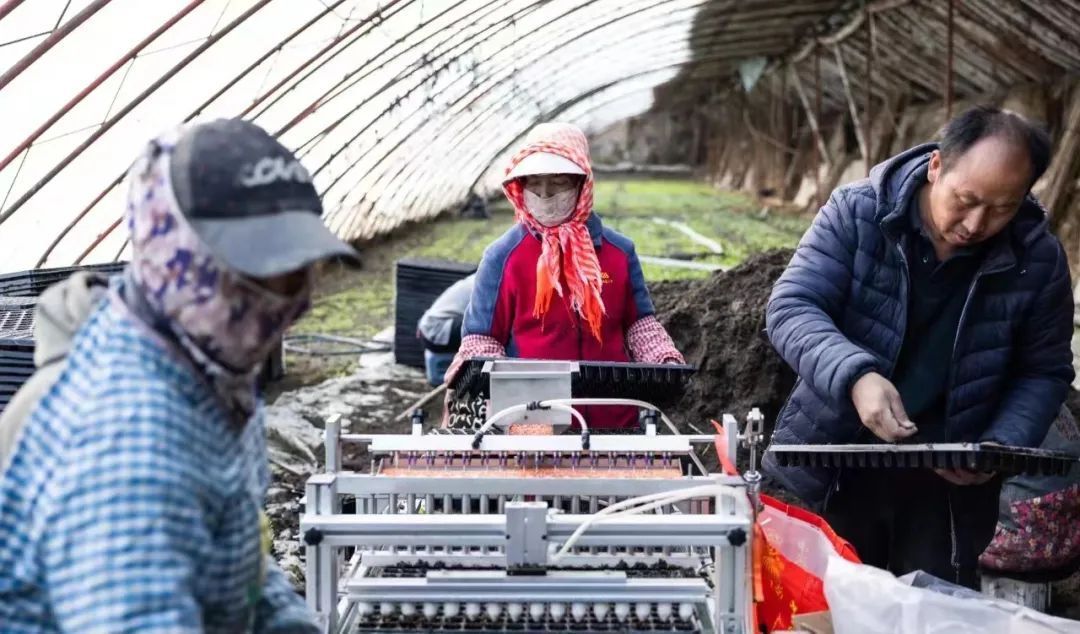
[[763, 106, 1074, 588]]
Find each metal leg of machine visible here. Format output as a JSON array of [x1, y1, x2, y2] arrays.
[[302, 475, 754, 633]]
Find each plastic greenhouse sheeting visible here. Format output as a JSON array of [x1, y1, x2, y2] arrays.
[[0, 0, 844, 273]]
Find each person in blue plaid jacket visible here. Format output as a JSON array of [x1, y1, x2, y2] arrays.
[[0, 119, 358, 633]]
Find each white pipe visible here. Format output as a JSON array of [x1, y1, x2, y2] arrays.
[[639, 255, 726, 271], [540, 398, 682, 436], [474, 402, 589, 439], [651, 217, 724, 255], [552, 484, 740, 561]]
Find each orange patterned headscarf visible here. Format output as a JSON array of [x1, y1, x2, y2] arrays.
[[502, 123, 605, 342]]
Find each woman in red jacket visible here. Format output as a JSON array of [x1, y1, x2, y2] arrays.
[[444, 122, 683, 430]]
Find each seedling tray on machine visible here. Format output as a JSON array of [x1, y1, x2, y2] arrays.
[[449, 357, 696, 407]]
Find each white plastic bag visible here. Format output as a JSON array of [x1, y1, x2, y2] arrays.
[[823, 556, 1080, 634]]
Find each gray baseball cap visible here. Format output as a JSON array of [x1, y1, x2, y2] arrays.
[[170, 118, 359, 278]]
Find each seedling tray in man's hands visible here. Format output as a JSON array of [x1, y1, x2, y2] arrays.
[[766, 442, 1078, 476]]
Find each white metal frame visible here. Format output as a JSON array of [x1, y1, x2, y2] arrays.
[[302, 404, 759, 634]]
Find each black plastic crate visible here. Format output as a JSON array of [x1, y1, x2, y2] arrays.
[[0, 338, 36, 413], [0, 297, 36, 341], [393, 257, 476, 368]]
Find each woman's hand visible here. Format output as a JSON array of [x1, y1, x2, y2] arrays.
[[626, 316, 685, 364]]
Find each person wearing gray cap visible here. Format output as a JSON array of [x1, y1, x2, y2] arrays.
[[0, 119, 356, 633]]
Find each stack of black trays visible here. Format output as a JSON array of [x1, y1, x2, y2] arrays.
[[0, 262, 127, 297], [0, 264, 128, 415], [393, 257, 476, 368], [0, 263, 286, 399], [449, 357, 697, 407], [0, 297, 37, 414]]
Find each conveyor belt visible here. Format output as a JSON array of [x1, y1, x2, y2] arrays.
[[0, 339, 35, 413], [393, 258, 476, 368], [371, 562, 700, 580], [353, 611, 702, 633]]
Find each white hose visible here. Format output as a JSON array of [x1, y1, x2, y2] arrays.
[[540, 398, 681, 435], [552, 484, 739, 561], [483, 398, 680, 436], [472, 402, 589, 445]]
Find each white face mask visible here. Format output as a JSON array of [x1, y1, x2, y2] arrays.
[[524, 188, 578, 227]]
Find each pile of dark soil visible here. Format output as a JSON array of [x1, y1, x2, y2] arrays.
[[650, 249, 796, 436]]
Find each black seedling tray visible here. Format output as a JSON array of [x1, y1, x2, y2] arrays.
[[766, 443, 1078, 477], [393, 257, 476, 369], [450, 357, 696, 406], [0, 262, 125, 297]]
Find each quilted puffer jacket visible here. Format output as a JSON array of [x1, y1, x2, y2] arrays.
[[763, 143, 1075, 504]]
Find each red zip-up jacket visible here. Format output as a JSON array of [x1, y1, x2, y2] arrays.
[[461, 212, 661, 429]]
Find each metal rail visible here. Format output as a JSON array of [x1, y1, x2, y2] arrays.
[[0, 0, 111, 94], [0, 0, 274, 226]]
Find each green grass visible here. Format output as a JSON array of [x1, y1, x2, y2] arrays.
[[292, 282, 394, 337], [292, 177, 811, 336], [408, 203, 516, 263], [595, 178, 809, 279]]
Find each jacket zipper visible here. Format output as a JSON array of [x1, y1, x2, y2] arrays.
[[943, 273, 981, 437], [942, 259, 1011, 437], [575, 312, 586, 430], [830, 239, 910, 502], [829, 239, 911, 503], [890, 239, 911, 378]]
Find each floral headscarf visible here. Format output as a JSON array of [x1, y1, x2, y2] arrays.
[[125, 127, 312, 424], [502, 123, 605, 342]]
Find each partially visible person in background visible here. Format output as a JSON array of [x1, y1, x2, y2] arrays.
[[0, 118, 356, 632], [443, 122, 683, 431], [417, 273, 475, 386], [0, 271, 108, 472], [459, 193, 490, 219]]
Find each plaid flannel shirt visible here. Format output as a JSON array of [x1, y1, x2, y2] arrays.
[[0, 293, 318, 634]]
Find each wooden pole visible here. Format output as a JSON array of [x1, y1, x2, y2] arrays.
[[814, 46, 824, 206], [945, 0, 955, 121], [1043, 89, 1080, 220], [394, 383, 447, 423], [833, 44, 869, 165], [789, 64, 832, 168], [865, 9, 874, 172]]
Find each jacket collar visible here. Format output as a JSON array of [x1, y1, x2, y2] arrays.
[[585, 211, 604, 247]]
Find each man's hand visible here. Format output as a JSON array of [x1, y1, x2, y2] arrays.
[[934, 468, 996, 486], [850, 372, 918, 442]]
